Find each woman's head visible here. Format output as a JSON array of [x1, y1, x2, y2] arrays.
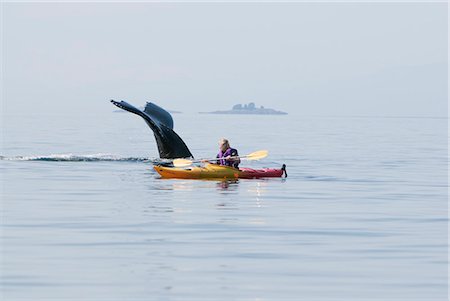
[[219, 138, 230, 152]]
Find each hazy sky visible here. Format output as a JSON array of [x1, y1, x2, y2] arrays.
[[2, 2, 448, 116]]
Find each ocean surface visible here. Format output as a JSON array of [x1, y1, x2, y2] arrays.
[[1, 108, 448, 301]]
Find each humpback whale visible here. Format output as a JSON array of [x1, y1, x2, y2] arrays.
[[111, 100, 193, 159]]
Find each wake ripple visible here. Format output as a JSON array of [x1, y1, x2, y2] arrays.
[[0, 153, 157, 162]]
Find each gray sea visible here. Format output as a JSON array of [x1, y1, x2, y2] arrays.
[[1, 107, 447, 300]]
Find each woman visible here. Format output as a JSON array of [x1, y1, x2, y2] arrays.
[[216, 138, 240, 169]]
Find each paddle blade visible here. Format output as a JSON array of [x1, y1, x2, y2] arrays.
[[172, 158, 194, 167], [245, 150, 268, 161]]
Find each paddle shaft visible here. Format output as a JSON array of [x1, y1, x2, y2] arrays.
[[172, 150, 268, 167], [202, 155, 240, 163]]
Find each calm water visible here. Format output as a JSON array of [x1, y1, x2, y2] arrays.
[[1, 109, 448, 300]]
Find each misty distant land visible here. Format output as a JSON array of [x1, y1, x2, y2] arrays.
[[200, 102, 288, 115]]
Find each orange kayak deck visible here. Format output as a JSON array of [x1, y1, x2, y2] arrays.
[[154, 163, 286, 179]]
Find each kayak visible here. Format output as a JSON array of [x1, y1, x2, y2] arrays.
[[154, 163, 287, 179]]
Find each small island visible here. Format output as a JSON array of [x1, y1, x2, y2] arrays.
[[200, 102, 287, 115]]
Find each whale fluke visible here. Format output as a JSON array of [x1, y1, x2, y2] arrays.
[[111, 100, 193, 159]]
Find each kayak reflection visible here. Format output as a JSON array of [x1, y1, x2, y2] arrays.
[[153, 178, 240, 192], [216, 179, 239, 191]]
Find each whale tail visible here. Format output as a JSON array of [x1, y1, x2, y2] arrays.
[[111, 100, 193, 159]]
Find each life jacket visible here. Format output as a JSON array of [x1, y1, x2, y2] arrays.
[[217, 148, 239, 168]]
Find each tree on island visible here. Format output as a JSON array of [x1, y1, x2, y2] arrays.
[[230, 102, 274, 111]]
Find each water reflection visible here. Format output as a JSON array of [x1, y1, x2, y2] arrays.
[[216, 179, 239, 191], [247, 181, 268, 207], [150, 178, 241, 192]]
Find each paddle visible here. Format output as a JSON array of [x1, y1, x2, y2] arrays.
[[173, 150, 269, 168]]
